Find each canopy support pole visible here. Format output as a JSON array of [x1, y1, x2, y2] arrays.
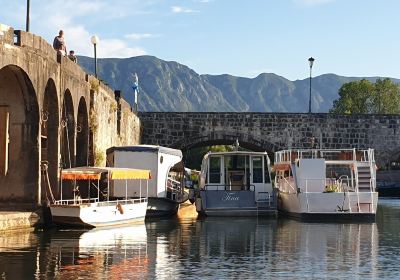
[[107, 171, 110, 202], [125, 179, 128, 201]]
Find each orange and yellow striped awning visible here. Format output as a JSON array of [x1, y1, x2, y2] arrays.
[[61, 166, 151, 181]]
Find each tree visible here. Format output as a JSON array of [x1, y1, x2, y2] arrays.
[[373, 78, 400, 114], [330, 78, 400, 114]]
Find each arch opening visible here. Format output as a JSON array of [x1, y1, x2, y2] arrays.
[[0, 65, 39, 206], [174, 134, 277, 170], [61, 91, 75, 169], [41, 79, 59, 200], [76, 97, 89, 167]]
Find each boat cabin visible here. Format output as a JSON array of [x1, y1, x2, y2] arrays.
[[196, 151, 276, 216], [200, 151, 272, 196], [106, 145, 185, 202]]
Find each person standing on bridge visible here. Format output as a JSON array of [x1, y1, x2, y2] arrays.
[[53, 30, 67, 56], [68, 50, 77, 63]]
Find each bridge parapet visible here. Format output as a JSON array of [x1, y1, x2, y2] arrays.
[[0, 24, 14, 44], [139, 112, 400, 166]]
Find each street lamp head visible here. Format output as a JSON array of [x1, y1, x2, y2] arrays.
[[91, 35, 99, 45], [308, 57, 315, 68]]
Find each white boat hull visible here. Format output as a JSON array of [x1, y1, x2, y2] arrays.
[[278, 192, 378, 220], [50, 200, 148, 227]]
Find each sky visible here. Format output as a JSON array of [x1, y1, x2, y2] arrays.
[[1, 0, 400, 80]]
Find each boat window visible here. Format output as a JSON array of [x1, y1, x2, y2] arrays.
[[209, 156, 221, 184], [252, 156, 263, 183]]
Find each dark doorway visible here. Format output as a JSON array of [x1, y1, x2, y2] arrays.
[[0, 65, 39, 207]]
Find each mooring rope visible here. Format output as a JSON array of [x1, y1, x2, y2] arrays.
[[41, 161, 55, 204]]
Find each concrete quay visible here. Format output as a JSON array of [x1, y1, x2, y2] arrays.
[[0, 210, 41, 232]]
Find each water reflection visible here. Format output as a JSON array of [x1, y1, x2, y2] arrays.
[[49, 224, 149, 279], [2, 202, 400, 279], [145, 215, 379, 279], [272, 220, 379, 278]]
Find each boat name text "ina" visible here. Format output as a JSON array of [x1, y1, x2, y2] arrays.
[[221, 192, 240, 201]]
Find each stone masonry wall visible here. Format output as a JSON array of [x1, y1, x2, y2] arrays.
[[90, 77, 140, 166], [139, 112, 400, 166]]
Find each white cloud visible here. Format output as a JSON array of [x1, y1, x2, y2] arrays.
[[125, 33, 160, 40], [96, 39, 146, 58], [293, 0, 334, 6], [171, 6, 198, 13], [26, 0, 149, 58]]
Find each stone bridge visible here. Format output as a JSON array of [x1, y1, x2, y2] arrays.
[[139, 112, 400, 166], [0, 23, 140, 212]]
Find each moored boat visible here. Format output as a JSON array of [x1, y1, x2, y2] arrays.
[[50, 166, 151, 227], [274, 148, 378, 221], [106, 145, 188, 217], [195, 150, 277, 216]]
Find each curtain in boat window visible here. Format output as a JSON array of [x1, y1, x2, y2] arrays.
[[252, 156, 263, 183], [208, 156, 221, 184]]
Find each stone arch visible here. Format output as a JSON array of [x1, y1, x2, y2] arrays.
[[172, 132, 281, 161], [41, 78, 59, 199], [76, 97, 89, 167], [0, 65, 40, 206], [61, 90, 75, 169]]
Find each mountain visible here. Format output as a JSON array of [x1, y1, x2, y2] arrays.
[[77, 55, 398, 112]]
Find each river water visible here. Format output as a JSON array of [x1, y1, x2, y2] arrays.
[[1, 199, 400, 279]]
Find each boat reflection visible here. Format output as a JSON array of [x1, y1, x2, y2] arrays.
[[0, 209, 382, 279], [158, 217, 379, 278], [49, 224, 149, 279], [272, 220, 379, 278]]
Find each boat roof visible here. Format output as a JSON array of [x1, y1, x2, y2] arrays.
[[106, 145, 182, 157], [61, 166, 151, 181], [274, 148, 372, 153], [204, 151, 268, 157]]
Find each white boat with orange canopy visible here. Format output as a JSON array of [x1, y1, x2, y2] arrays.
[[50, 166, 151, 227]]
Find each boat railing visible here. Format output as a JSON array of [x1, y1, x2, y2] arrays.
[[97, 198, 147, 207], [54, 198, 99, 205], [53, 197, 147, 206], [275, 176, 296, 194], [338, 175, 353, 192], [203, 184, 256, 191], [360, 149, 375, 163], [256, 191, 276, 208], [167, 177, 183, 201], [275, 148, 375, 164], [302, 178, 352, 193]]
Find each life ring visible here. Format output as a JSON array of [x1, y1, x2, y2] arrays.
[[116, 203, 124, 214]]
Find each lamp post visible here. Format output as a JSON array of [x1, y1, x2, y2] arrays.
[[26, 0, 30, 32], [91, 35, 99, 78], [308, 57, 315, 113]]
